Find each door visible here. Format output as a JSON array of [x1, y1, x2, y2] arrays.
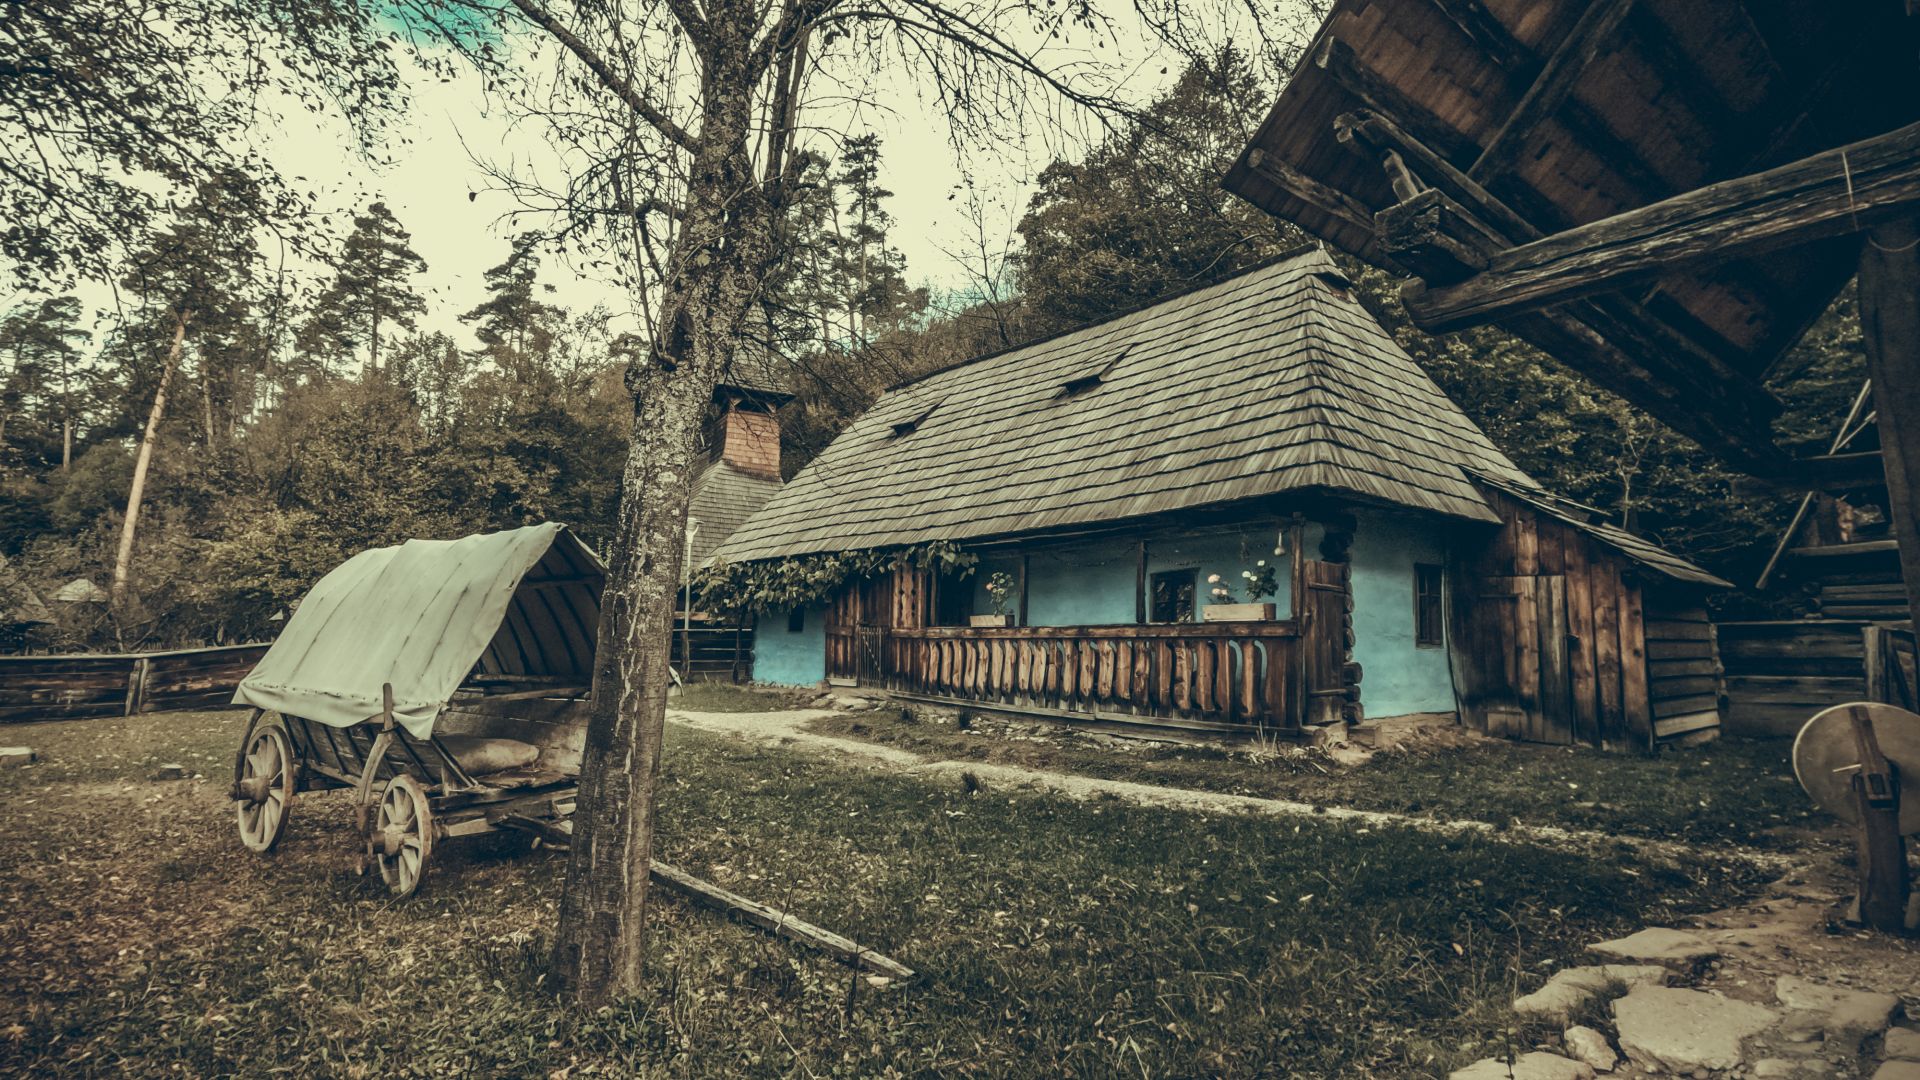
[[824, 573, 898, 685], [823, 588, 858, 682], [1466, 575, 1573, 744], [1301, 560, 1353, 725]]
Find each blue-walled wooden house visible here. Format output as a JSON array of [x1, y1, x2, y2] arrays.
[[715, 249, 1730, 750]]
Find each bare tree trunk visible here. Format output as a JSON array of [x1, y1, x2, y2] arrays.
[[549, 73, 777, 1001], [550, 360, 704, 998], [60, 350, 71, 470], [201, 356, 217, 449], [112, 309, 189, 608]]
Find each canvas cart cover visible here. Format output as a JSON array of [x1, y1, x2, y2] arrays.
[[233, 523, 604, 738]]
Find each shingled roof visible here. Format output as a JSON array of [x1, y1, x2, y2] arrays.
[[717, 248, 1554, 563]]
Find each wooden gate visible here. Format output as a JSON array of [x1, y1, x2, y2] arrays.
[[823, 572, 902, 684], [1301, 560, 1354, 725], [1463, 575, 1573, 744]]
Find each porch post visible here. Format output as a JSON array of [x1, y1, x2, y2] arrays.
[[1018, 554, 1030, 627], [1859, 217, 1920, 629], [1135, 540, 1148, 623]]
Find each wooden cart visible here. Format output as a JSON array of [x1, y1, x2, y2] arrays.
[[231, 682, 589, 896], [227, 524, 605, 897]]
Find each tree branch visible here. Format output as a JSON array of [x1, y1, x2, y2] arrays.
[[502, 0, 701, 152]]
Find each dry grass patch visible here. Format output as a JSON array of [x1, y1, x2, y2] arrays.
[[0, 708, 1780, 1078]]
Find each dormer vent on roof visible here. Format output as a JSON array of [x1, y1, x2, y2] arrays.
[[890, 400, 940, 437], [1057, 344, 1132, 399]]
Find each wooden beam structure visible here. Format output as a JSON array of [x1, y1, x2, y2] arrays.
[[1468, 0, 1638, 182], [1371, 186, 1784, 469], [1405, 121, 1920, 332], [1242, 148, 1376, 236], [1858, 216, 1920, 629]]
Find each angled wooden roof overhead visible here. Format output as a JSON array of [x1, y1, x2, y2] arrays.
[[1223, 0, 1920, 474]]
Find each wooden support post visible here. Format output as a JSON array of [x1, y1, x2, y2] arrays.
[[1859, 217, 1920, 630], [1018, 553, 1030, 628], [1844, 705, 1909, 932], [1866, 624, 1889, 703], [124, 656, 149, 717]]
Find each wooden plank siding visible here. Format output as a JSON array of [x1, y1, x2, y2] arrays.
[[1453, 487, 1723, 748], [1717, 620, 1875, 737]]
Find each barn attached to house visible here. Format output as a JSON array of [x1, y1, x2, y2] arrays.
[[715, 249, 1728, 750]]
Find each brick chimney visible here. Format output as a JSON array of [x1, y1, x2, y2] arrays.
[[717, 405, 782, 480]]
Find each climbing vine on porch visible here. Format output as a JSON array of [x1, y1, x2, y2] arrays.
[[693, 541, 977, 616]]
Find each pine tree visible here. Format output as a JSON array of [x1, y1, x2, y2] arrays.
[[831, 135, 926, 343], [301, 202, 429, 375], [0, 296, 91, 467], [461, 233, 563, 370]]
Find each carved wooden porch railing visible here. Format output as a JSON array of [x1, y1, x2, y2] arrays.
[[882, 623, 1303, 730]]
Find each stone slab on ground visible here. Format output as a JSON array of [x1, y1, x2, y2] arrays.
[[1753, 1059, 1823, 1078], [1775, 974, 1901, 1048], [0, 747, 34, 768], [1886, 1027, 1920, 1060], [1562, 1025, 1618, 1073], [1875, 1062, 1920, 1080], [1514, 965, 1671, 1021], [1586, 927, 1720, 972], [1449, 1051, 1595, 1080], [1612, 985, 1777, 1073]]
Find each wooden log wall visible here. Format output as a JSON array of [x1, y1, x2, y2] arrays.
[[1453, 489, 1720, 748], [1718, 620, 1872, 737], [0, 644, 271, 724], [884, 623, 1302, 733]]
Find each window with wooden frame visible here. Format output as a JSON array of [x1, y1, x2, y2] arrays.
[[1149, 568, 1197, 623], [787, 607, 806, 633], [1414, 563, 1444, 648]]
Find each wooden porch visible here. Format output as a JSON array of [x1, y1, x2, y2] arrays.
[[821, 559, 1358, 739]]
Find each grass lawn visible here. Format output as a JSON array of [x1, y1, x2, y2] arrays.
[[807, 709, 1824, 849], [0, 708, 1783, 1078], [669, 681, 817, 712]]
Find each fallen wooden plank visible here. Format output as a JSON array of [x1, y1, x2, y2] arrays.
[[648, 861, 917, 981], [506, 815, 914, 981]]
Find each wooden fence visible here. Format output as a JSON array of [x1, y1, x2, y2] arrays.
[[883, 622, 1303, 733], [671, 619, 755, 682], [0, 644, 271, 724]]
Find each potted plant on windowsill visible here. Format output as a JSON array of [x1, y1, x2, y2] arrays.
[[970, 570, 1017, 627], [1202, 561, 1278, 622]]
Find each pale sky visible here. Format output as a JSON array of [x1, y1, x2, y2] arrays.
[[60, 7, 1305, 353]]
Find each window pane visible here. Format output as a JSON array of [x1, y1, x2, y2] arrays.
[[1150, 569, 1197, 623]]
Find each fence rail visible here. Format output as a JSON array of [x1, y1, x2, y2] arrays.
[[0, 644, 271, 724], [884, 622, 1303, 730]]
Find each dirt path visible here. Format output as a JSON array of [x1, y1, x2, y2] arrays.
[[666, 707, 1797, 867]]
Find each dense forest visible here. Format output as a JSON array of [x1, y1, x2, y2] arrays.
[[0, 48, 1863, 652]]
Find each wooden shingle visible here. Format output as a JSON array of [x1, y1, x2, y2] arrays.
[[717, 249, 1538, 562]]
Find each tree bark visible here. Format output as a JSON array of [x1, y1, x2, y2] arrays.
[[111, 309, 189, 608], [548, 62, 780, 1001]]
